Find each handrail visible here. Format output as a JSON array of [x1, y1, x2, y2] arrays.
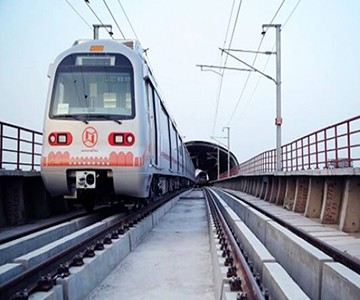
[[0, 121, 43, 171], [219, 115, 360, 177], [2, 115, 360, 175]]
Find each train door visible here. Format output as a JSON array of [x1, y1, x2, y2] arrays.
[[146, 82, 158, 166]]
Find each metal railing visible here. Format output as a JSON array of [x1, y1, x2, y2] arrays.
[[0, 121, 43, 171], [219, 115, 360, 177]]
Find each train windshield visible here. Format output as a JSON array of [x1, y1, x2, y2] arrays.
[[50, 53, 135, 121]]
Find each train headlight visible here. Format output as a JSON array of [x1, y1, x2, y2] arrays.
[[57, 134, 67, 144], [48, 132, 73, 146], [108, 132, 135, 146], [114, 134, 124, 144]]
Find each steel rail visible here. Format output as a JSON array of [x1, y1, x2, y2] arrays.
[[204, 188, 266, 300]]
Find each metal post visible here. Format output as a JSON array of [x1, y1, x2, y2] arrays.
[[263, 24, 282, 171], [275, 24, 282, 172]]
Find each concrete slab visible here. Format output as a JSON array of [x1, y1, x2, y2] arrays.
[[321, 262, 360, 300], [325, 242, 360, 256], [86, 196, 215, 300], [214, 189, 249, 221], [152, 204, 166, 226], [308, 230, 350, 238], [128, 215, 152, 250], [296, 226, 341, 233], [265, 220, 333, 300], [233, 221, 275, 275], [15, 222, 107, 269], [262, 262, 310, 300], [0, 263, 24, 284], [29, 284, 63, 300], [244, 207, 272, 244], [58, 234, 131, 300]]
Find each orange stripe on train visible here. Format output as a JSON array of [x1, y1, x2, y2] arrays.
[[42, 151, 146, 167]]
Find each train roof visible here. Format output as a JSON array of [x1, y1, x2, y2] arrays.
[[73, 39, 143, 54]]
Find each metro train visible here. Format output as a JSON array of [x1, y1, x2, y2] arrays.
[[41, 37, 195, 211]]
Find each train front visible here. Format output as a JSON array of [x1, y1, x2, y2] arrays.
[[41, 40, 150, 210]]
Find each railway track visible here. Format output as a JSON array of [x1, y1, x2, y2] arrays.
[[205, 187, 360, 300], [2, 187, 359, 299], [0, 189, 187, 299]]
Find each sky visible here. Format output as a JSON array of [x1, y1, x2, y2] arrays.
[[0, 0, 359, 163]]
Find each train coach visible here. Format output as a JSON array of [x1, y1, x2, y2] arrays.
[[41, 36, 195, 211]]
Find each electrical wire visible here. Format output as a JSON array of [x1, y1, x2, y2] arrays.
[[225, 0, 286, 126], [212, 0, 243, 135], [116, 0, 140, 41], [102, 0, 126, 39], [227, 0, 302, 125], [64, 0, 92, 30], [237, 44, 275, 119], [268, 0, 285, 27], [84, 0, 114, 39], [283, 0, 302, 29]]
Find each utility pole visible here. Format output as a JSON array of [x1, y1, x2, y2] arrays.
[[222, 127, 230, 177], [210, 136, 227, 180], [263, 24, 282, 172]]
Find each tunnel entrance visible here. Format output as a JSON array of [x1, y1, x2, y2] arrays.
[[185, 141, 238, 181]]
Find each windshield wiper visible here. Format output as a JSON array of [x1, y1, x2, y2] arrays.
[[54, 114, 123, 125], [55, 114, 89, 124], [90, 115, 122, 124]]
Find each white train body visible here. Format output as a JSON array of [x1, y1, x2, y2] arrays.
[[41, 39, 195, 203]]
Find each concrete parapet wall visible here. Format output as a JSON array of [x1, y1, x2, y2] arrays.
[[321, 262, 360, 300], [213, 170, 360, 233]]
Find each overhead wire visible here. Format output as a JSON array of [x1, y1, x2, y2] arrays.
[[212, 0, 243, 135], [283, 0, 302, 28], [230, 0, 303, 122], [84, 0, 114, 39], [116, 0, 140, 41], [225, 0, 286, 126], [64, 0, 92, 30], [102, 0, 126, 39]]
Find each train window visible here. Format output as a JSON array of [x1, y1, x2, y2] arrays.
[[49, 53, 135, 121]]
